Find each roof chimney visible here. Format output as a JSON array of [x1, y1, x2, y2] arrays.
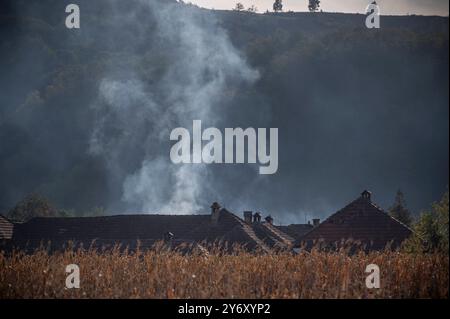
[[265, 215, 274, 225], [244, 211, 253, 224], [312, 218, 320, 227], [253, 212, 261, 223], [361, 190, 372, 201], [164, 231, 174, 242], [211, 202, 221, 225]]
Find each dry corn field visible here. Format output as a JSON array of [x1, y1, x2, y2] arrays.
[[0, 247, 448, 299]]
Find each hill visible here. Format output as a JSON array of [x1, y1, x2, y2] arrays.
[[0, 0, 448, 220]]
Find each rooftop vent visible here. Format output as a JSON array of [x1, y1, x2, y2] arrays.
[[211, 202, 221, 225], [253, 212, 261, 223], [361, 190, 372, 201], [164, 231, 174, 242]]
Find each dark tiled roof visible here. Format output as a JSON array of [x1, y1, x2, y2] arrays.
[[296, 192, 413, 250], [276, 224, 313, 240], [8, 208, 295, 252], [0, 215, 13, 239]]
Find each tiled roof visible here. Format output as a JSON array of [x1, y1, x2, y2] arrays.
[[0, 215, 13, 239], [8, 208, 296, 252], [296, 191, 413, 250], [276, 224, 313, 240]]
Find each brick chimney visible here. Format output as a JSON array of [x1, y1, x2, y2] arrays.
[[253, 212, 261, 223], [244, 211, 253, 224], [211, 202, 221, 225], [312, 218, 320, 227]]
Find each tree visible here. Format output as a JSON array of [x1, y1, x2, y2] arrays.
[[273, 0, 283, 13], [234, 2, 245, 11], [7, 193, 59, 222], [389, 189, 413, 226], [247, 5, 258, 13], [308, 0, 320, 12], [434, 190, 449, 252], [403, 190, 449, 253]]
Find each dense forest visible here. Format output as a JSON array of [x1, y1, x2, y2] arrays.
[[0, 0, 448, 222]]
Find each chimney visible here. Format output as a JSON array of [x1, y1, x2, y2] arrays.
[[361, 190, 372, 201], [211, 202, 221, 225], [253, 212, 261, 223], [164, 231, 174, 242], [244, 211, 253, 224], [312, 218, 320, 227], [265, 215, 274, 225]]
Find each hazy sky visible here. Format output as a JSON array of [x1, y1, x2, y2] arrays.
[[188, 0, 449, 16]]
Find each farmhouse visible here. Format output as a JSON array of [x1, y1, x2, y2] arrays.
[[5, 203, 300, 253], [295, 190, 413, 251], [1, 190, 413, 253]]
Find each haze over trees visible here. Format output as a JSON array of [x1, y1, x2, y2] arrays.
[[0, 0, 448, 223], [6, 193, 58, 222], [234, 2, 244, 11], [389, 190, 413, 226]]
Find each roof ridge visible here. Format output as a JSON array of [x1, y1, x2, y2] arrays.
[[261, 222, 295, 244], [371, 202, 415, 232], [222, 209, 272, 252], [241, 223, 271, 252]]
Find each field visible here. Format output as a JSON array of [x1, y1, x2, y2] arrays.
[[0, 246, 448, 299]]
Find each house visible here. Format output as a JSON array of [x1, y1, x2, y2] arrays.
[[3, 190, 412, 253], [295, 190, 413, 251], [0, 215, 13, 240], [7, 203, 298, 253]]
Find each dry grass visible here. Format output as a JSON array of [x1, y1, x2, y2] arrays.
[[0, 245, 448, 299]]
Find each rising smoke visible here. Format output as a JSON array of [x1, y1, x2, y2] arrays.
[[89, 0, 259, 214]]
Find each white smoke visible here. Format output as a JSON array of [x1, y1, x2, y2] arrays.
[[89, 0, 259, 214]]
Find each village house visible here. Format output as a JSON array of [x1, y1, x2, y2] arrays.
[[0, 190, 413, 253], [295, 190, 413, 251], [3, 203, 303, 253]]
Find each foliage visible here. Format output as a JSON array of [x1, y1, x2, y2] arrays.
[[7, 193, 58, 222], [403, 190, 449, 254], [0, 2, 448, 215], [308, 0, 320, 12], [234, 2, 244, 11], [83, 207, 107, 217], [273, 0, 283, 13], [247, 5, 258, 13], [0, 247, 447, 298]]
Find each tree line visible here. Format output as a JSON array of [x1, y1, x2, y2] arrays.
[[234, 0, 321, 13]]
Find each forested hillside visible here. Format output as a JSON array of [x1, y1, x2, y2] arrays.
[[0, 0, 448, 220]]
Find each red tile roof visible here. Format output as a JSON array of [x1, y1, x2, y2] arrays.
[[296, 191, 413, 250]]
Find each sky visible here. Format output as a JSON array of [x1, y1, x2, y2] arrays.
[[187, 0, 449, 16]]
